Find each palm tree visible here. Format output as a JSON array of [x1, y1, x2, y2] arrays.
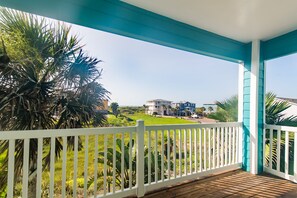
[[200, 107, 206, 117], [143, 104, 148, 114], [167, 105, 172, 115], [88, 138, 164, 191], [110, 102, 120, 117], [209, 93, 297, 125], [265, 92, 297, 126], [210, 95, 238, 122], [208, 92, 297, 168], [208, 106, 214, 113], [0, 8, 109, 196], [171, 107, 178, 117], [175, 106, 180, 117], [161, 104, 167, 116]]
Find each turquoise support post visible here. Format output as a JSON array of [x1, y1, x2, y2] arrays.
[[257, 42, 265, 173], [242, 43, 251, 172], [242, 41, 265, 174]]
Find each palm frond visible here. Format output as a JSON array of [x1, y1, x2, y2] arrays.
[[0, 8, 109, 194]]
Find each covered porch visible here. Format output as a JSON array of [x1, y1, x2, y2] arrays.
[[1, 0, 297, 197]]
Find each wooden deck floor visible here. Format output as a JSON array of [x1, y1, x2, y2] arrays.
[[140, 169, 297, 198]]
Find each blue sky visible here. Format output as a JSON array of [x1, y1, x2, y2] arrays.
[[70, 24, 239, 106], [266, 54, 297, 99], [69, 23, 296, 106]]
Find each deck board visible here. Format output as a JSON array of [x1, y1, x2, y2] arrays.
[[138, 170, 297, 198]]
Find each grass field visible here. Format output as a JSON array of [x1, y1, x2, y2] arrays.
[[125, 113, 195, 125]]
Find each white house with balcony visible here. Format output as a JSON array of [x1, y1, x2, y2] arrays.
[[145, 99, 172, 115]]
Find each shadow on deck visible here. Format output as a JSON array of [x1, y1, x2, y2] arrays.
[[138, 169, 297, 198]]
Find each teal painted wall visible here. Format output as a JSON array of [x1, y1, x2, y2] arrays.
[[242, 43, 251, 171], [257, 42, 265, 173], [263, 29, 297, 60]]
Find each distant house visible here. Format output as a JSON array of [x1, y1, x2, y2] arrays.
[[276, 97, 297, 119], [172, 101, 196, 116], [145, 99, 172, 115], [203, 104, 217, 114]]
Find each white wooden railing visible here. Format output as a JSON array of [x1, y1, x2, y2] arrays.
[[264, 124, 297, 182], [0, 121, 242, 198], [144, 122, 242, 193]]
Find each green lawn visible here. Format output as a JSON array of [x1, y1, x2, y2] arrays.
[[126, 113, 195, 125]]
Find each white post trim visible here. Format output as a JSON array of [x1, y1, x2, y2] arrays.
[[250, 40, 260, 174], [238, 63, 244, 162], [262, 62, 266, 170], [136, 120, 145, 197]]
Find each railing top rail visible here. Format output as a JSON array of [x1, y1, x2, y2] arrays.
[[0, 126, 137, 140], [0, 122, 244, 140], [146, 122, 242, 131], [265, 124, 297, 132]]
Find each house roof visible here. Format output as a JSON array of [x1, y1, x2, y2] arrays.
[[146, 99, 172, 103], [173, 101, 195, 104], [123, 0, 297, 43], [277, 97, 297, 105]]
